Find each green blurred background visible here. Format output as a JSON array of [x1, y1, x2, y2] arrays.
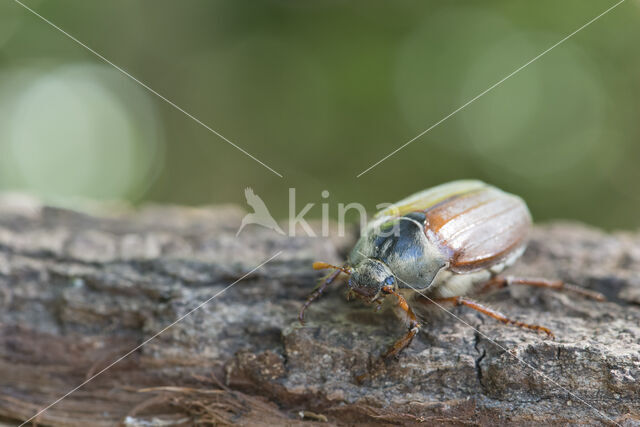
[[0, 0, 638, 229]]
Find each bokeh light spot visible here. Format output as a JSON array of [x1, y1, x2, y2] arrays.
[[458, 34, 604, 181], [0, 64, 164, 204]]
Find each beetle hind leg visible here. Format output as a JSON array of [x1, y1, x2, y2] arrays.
[[435, 296, 554, 337], [480, 276, 605, 301]]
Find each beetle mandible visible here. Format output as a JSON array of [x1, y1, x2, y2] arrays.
[[299, 180, 605, 359]]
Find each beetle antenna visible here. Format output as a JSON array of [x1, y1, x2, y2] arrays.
[[312, 261, 352, 275]]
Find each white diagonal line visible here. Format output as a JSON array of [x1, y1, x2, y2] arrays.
[[12, 0, 283, 178], [18, 251, 282, 426], [356, 0, 627, 178], [395, 276, 621, 426]]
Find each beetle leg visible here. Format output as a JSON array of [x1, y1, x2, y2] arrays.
[[373, 299, 384, 312], [480, 276, 605, 301], [299, 268, 343, 324], [435, 296, 554, 337], [382, 320, 420, 360], [381, 289, 420, 359]]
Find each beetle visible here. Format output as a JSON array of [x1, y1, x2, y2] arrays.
[[299, 180, 605, 359]]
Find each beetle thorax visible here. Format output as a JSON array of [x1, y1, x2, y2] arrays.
[[349, 258, 395, 300]]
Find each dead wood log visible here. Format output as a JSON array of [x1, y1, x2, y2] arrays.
[[0, 195, 638, 425]]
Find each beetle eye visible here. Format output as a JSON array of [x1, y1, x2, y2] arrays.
[[384, 276, 395, 286]]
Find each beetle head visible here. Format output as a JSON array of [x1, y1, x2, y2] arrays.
[[349, 258, 395, 301]]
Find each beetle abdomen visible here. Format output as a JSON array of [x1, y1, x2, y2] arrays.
[[423, 185, 531, 273]]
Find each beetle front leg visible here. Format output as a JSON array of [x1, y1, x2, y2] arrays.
[[299, 268, 342, 324], [382, 319, 420, 360], [381, 287, 420, 359], [480, 276, 605, 301]]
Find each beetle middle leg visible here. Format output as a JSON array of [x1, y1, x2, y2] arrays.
[[480, 276, 605, 301], [432, 296, 554, 337]]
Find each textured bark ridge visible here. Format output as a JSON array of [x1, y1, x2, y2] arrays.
[[0, 195, 639, 426]]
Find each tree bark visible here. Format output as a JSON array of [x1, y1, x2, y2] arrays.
[[0, 195, 638, 425]]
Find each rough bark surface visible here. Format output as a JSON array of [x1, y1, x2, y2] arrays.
[[0, 195, 639, 426]]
